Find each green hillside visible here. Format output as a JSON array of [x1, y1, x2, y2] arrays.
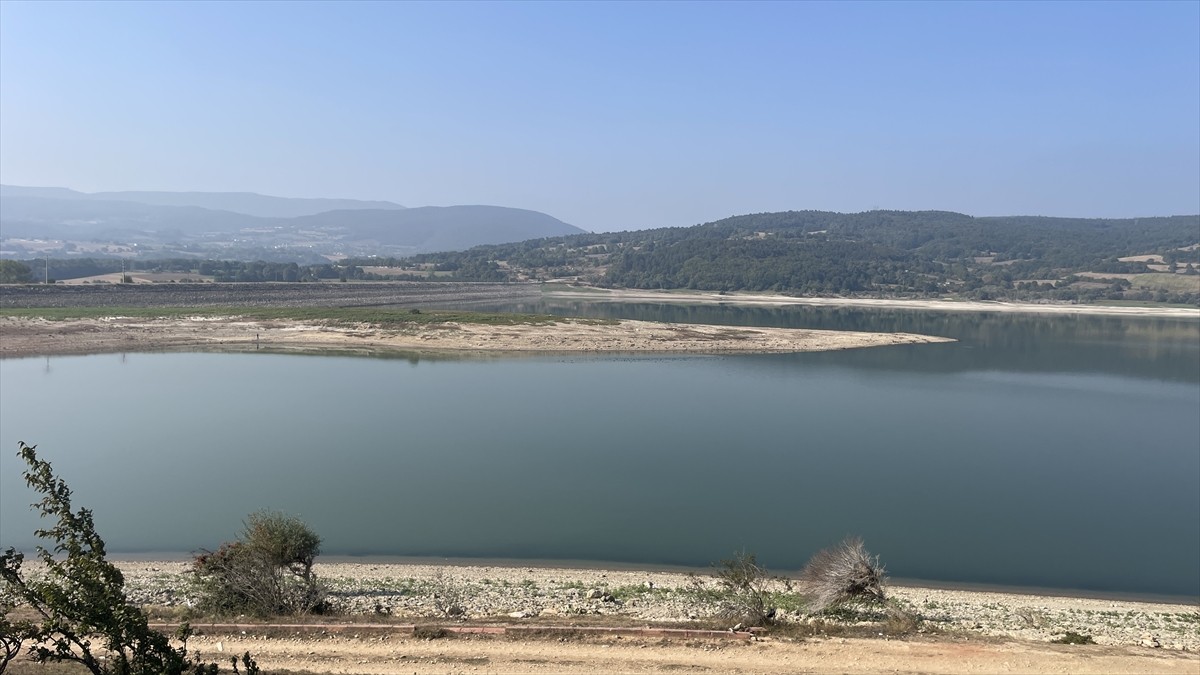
[[363, 210, 1200, 305]]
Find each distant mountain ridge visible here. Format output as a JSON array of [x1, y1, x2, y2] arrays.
[[289, 205, 585, 251], [0, 185, 405, 218], [0, 185, 584, 259]]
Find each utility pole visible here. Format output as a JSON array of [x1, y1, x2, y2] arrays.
[[44, 258, 49, 284]]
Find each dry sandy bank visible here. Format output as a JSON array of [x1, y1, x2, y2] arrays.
[[166, 632, 1197, 675], [546, 287, 1200, 318], [113, 561, 1199, 651], [0, 315, 953, 359], [95, 560, 1200, 674]]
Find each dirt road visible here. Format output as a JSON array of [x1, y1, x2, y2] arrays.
[[177, 631, 1198, 674]]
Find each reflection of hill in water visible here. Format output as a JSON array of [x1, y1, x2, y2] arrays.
[[464, 300, 1200, 383]]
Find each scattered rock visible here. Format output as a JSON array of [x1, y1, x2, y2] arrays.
[[94, 560, 1200, 652]]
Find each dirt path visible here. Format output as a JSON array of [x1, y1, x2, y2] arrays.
[[0, 315, 954, 358], [176, 632, 1198, 674]]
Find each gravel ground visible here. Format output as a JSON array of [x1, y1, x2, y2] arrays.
[[107, 561, 1199, 651]]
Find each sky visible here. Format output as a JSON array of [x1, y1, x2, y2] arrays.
[[1, 1, 1197, 232]]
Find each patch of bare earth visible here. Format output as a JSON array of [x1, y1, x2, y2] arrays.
[[60, 633, 1189, 675], [0, 315, 953, 358]]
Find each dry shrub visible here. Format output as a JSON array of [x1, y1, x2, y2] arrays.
[[882, 605, 920, 634], [413, 626, 449, 640], [429, 569, 467, 619], [799, 536, 887, 613], [713, 551, 774, 626]]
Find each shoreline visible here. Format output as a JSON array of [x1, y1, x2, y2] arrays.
[[102, 559, 1199, 652], [545, 287, 1200, 318], [0, 314, 954, 359], [105, 552, 1199, 607]]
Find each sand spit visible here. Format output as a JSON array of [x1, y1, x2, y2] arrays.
[[0, 315, 954, 359]]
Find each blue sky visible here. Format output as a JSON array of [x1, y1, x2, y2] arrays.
[[1, 1, 1197, 231]]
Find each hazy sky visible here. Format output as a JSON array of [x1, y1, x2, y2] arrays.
[[1, 1, 1197, 232]]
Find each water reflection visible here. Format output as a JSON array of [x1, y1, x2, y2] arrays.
[[459, 300, 1200, 383]]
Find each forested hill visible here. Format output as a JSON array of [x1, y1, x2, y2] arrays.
[[366, 210, 1200, 305]]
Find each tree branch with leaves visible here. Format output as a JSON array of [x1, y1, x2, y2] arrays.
[[0, 441, 239, 675]]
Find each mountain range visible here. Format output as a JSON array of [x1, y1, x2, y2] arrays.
[[0, 185, 583, 260], [0, 185, 407, 218]]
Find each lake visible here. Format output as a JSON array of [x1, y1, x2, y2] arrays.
[[1, 302, 1197, 597]]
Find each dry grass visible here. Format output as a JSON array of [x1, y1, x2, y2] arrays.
[[1129, 273, 1200, 293]]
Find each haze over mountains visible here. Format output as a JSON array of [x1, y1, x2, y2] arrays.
[[0, 185, 408, 218], [0, 185, 584, 260]]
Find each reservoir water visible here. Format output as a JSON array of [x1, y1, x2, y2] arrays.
[[1, 302, 1197, 597]]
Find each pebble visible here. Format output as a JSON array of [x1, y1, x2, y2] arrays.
[[57, 560, 1200, 652]]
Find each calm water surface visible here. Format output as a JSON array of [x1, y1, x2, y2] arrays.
[[1, 304, 1197, 596]]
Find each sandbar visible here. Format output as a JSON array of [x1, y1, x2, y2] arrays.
[[0, 314, 955, 359]]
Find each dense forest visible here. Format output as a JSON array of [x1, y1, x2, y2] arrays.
[[371, 211, 1200, 305], [5, 210, 1199, 306]]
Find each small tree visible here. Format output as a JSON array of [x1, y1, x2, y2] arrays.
[[0, 598, 30, 674], [0, 260, 33, 284], [0, 442, 226, 675], [799, 536, 887, 613], [713, 550, 774, 626], [193, 511, 325, 616]]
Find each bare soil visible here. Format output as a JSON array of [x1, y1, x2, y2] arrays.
[[0, 315, 953, 359], [158, 632, 1196, 674]]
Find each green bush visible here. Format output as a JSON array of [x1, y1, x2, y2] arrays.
[[192, 511, 325, 616], [1051, 631, 1096, 645], [0, 442, 235, 675]]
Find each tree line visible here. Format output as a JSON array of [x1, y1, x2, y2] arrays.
[[4, 210, 1198, 305]]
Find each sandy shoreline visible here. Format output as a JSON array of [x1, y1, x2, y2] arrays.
[[545, 287, 1200, 318], [108, 552, 1197, 605], [106, 560, 1198, 652], [8, 559, 1197, 674], [0, 314, 954, 359]]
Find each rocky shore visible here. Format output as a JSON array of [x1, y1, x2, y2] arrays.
[[112, 561, 1199, 651]]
